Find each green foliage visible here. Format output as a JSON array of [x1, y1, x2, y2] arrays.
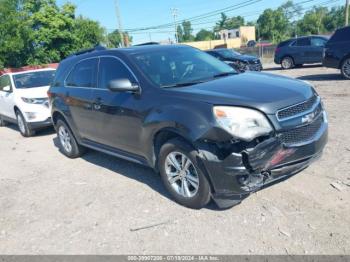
[[177, 20, 194, 42], [214, 13, 245, 31], [195, 29, 214, 41], [107, 30, 132, 48], [0, 0, 107, 69]]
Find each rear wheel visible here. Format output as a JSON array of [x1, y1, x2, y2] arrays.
[[341, 58, 350, 80], [158, 138, 211, 209], [56, 119, 85, 158], [281, 56, 294, 69], [16, 111, 35, 137]]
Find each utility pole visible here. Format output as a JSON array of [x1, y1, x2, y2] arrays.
[[171, 8, 179, 43], [115, 0, 125, 47], [346, 0, 349, 26]]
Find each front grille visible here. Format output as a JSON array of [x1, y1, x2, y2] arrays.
[[277, 95, 318, 120], [279, 115, 323, 145]]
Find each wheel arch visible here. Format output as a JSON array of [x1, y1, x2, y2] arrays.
[[339, 53, 350, 69]]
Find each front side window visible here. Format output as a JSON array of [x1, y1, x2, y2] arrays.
[[217, 49, 241, 59], [66, 58, 98, 88], [131, 47, 236, 88], [13, 70, 55, 89], [98, 57, 136, 89], [311, 37, 327, 47], [0, 75, 12, 91]]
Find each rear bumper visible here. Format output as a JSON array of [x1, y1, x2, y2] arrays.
[[27, 118, 53, 130], [199, 121, 328, 209]]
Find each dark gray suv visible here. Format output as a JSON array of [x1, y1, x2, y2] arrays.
[[275, 36, 329, 69]]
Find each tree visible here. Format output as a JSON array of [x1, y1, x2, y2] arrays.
[[257, 7, 289, 43], [215, 13, 245, 31], [214, 13, 228, 31], [107, 30, 132, 48], [195, 29, 214, 41], [176, 21, 194, 42], [297, 7, 328, 35]]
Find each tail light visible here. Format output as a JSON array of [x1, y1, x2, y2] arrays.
[[47, 91, 53, 98]]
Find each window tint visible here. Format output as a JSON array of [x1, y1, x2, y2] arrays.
[[0, 75, 12, 91], [329, 27, 350, 42], [66, 58, 98, 87], [311, 37, 327, 47], [278, 40, 293, 47], [13, 70, 55, 89], [98, 57, 136, 89], [296, 38, 311, 46]]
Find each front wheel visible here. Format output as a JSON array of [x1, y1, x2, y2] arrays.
[[56, 119, 86, 158], [341, 58, 350, 80], [16, 111, 35, 137], [158, 138, 211, 209], [281, 56, 294, 69]]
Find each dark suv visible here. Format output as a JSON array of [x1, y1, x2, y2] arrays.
[[275, 36, 329, 69], [323, 26, 350, 79], [205, 48, 263, 72], [49, 45, 328, 209]]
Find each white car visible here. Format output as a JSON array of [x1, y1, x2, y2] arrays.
[[0, 68, 56, 137]]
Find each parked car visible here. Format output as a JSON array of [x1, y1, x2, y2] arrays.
[[0, 68, 56, 136], [49, 45, 328, 209], [274, 35, 329, 69], [323, 26, 350, 80], [205, 48, 263, 72]]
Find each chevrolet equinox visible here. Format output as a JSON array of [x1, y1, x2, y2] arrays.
[[48, 45, 328, 209]]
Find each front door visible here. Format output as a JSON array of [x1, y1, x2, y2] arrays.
[[64, 58, 98, 140], [0, 75, 15, 119], [90, 56, 142, 155]]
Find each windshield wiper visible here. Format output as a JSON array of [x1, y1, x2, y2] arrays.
[[161, 80, 205, 88], [213, 71, 237, 78]]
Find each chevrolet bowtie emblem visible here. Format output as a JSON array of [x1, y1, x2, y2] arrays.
[[302, 112, 316, 124]]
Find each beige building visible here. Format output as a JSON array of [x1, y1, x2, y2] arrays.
[[185, 26, 256, 50]]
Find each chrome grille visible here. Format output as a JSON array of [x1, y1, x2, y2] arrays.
[[277, 95, 318, 120], [279, 115, 323, 145]]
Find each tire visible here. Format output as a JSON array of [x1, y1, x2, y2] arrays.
[[281, 56, 294, 69], [16, 110, 35, 137], [158, 138, 211, 209], [0, 115, 8, 127], [341, 58, 350, 80], [56, 119, 86, 158]]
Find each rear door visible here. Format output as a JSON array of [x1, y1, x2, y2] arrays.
[[310, 37, 327, 63], [0, 75, 15, 119], [90, 56, 142, 154], [64, 58, 98, 140], [294, 37, 312, 64]]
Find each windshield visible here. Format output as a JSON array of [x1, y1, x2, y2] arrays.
[[131, 47, 236, 88], [217, 49, 241, 59], [13, 70, 55, 89]]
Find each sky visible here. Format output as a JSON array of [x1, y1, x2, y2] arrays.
[[57, 0, 343, 44]]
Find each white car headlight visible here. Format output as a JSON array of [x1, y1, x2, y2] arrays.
[[21, 97, 48, 104], [213, 106, 273, 141]]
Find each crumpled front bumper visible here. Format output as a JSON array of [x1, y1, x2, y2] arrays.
[[198, 121, 328, 209]]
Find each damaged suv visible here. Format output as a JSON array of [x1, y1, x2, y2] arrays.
[[49, 45, 328, 209]]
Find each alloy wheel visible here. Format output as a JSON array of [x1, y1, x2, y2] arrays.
[[17, 114, 26, 134], [58, 125, 72, 153], [165, 151, 199, 198], [282, 57, 293, 69], [342, 58, 350, 79]]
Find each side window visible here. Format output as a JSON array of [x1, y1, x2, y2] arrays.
[[66, 58, 98, 87], [296, 38, 311, 46], [311, 37, 327, 47], [98, 57, 136, 89], [0, 75, 12, 92]]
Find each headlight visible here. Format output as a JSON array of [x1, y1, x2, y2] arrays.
[[21, 97, 48, 104], [213, 106, 273, 141]]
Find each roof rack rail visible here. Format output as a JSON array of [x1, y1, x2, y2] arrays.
[[68, 45, 106, 58]]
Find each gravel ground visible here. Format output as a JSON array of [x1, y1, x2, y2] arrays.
[[0, 65, 349, 255]]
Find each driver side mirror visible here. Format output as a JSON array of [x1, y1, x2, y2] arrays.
[[3, 85, 11, 92], [108, 79, 140, 93]]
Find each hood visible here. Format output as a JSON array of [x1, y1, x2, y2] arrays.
[[170, 72, 314, 115], [15, 86, 50, 99], [227, 54, 258, 62]]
